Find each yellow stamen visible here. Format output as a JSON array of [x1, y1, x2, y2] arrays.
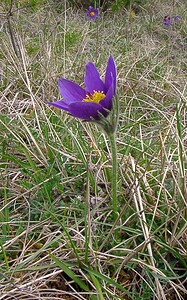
[[83, 90, 105, 104], [90, 11, 95, 16]]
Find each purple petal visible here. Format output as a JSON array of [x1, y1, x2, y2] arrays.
[[85, 6, 99, 21], [100, 84, 115, 111], [58, 78, 86, 103], [68, 102, 105, 120], [163, 16, 171, 27], [84, 62, 105, 94], [46, 100, 70, 112], [174, 16, 181, 24], [105, 56, 117, 93]]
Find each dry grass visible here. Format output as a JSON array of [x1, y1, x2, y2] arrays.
[[0, 0, 187, 299]]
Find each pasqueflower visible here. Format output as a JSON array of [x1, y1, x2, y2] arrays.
[[174, 16, 181, 24], [85, 6, 99, 21], [46, 56, 117, 121], [163, 15, 171, 27], [163, 15, 181, 27]]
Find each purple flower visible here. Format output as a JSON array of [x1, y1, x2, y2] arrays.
[[174, 16, 181, 24], [85, 6, 99, 21], [163, 15, 171, 27], [46, 56, 117, 121], [163, 15, 181, 27]]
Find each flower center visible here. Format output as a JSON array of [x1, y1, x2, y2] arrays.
[[83, 90, 105, 104], [90, 11, 95, 17]]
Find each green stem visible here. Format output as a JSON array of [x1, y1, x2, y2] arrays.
[[108, 132, 118, 221], [84, 157, 91, 265]]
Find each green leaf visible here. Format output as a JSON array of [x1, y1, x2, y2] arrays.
[[83, 265, 132, 299], [89, 274, 105, 300], [155, 239, 187, 269], [49, 254, 89, 292]]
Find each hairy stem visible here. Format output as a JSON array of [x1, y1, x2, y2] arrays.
[[108, 132, 118, 221]]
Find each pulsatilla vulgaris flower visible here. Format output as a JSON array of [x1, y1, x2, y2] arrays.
[[46, 56, 117, 121], [85, 6, 99, 21], [163, 15, 181, 27], [163, 15, 171, 27], [174, 16, 181, 24]]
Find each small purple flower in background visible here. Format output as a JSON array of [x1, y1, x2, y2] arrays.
[[163, 15, 181, 27], [163, 15, 171, 27], [85, 6, 99, 21], [46, 56, 117, 121], [174, 16, 181, 24]]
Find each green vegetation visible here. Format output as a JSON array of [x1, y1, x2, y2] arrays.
[[0, 0, 187, 299]]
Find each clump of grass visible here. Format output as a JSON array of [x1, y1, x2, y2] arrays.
[[0, 0, 187, 299]]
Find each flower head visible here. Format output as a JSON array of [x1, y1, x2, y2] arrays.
[[163, 15, 181, 27], [174, 15, 181, 24], [46, 56, 117, 121], [85, 6, 99, 21], [163, 15, 171, 27]]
